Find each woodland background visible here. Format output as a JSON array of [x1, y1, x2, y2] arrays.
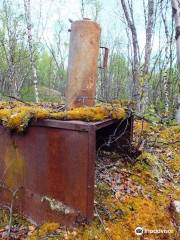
[[0, 0, 179, 120], [0, 1, 180, 239]]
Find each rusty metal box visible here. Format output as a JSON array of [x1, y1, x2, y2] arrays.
[[0, 117, 133, 225]]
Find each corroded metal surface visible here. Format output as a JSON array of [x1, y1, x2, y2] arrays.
[[0, 117, 133, 225], [66, 19, 101, 108]]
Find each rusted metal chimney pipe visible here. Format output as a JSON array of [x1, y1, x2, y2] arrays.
[[66, 19, 101, 109]]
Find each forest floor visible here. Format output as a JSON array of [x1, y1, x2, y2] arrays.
[[0, 119, 179, 240]]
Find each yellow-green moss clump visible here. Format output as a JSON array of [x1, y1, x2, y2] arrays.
[[159, 125, 180, 143], [0, 101, 126, 131], [29, 222, 60, 240]]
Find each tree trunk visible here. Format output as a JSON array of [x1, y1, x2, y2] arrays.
[[171, 0, 180, 123], [24, 0, 39, 103], [120, 0, 140, 109], [120, 0, 155, 114], [141, 0, 154, 113]]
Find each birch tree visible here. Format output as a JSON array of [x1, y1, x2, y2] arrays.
[[171, 0, 180, 123], [0, 0, 29, 97], [141, 0, 155, 113], [24, 0, 39, 103], [80, 0, 102, 21], [161, 1, 170, 113], [120, 0, 140, 109], [120, 0, 155, 113]]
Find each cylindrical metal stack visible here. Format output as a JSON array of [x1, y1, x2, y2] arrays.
[[66, 19, 101, 109]]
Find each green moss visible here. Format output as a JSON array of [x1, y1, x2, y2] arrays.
[[29, 223, 60, 240], [0, 209, 9, 228], [95, 183, 111, 204]]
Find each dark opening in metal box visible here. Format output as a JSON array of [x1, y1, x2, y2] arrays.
[[0, 116, 133, 225]]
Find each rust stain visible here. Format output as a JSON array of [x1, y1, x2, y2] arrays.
[[4, 140, 25, 190], [66, 19, 101, 108], [0, 117, 133, 225]]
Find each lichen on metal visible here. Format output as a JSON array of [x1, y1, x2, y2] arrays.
[[41, 196, 75, 215]]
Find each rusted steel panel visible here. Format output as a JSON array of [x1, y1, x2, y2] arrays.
[[66, 19, 101, 108], [86, 125, 96, 220], [0, 118, 133, 225], [31, 119, 95, 131], [0, 125, 95, 225], [31, 119, 119, 131]]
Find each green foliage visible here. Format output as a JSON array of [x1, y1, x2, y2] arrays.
[[36, 51, 67, 96], [97, 53, 129, 100], [20, 87, 36, 102], [37, 52, 54, 86], [20, 86, 63, 102], [149, 68, 179, 114]]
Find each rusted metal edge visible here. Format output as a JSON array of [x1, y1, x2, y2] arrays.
[[31, 119, 91, 131], [0, 117, 132, 132], [30, 119, 119, 131], [86, 125, 96, 221], [91, 119, 119, 130]]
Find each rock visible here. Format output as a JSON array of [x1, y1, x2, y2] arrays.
[[1, 231, 8, 239], [175, 108, 180, 124], [174, 200, 180, 214], [114, 209, 124, 218], [28, 225, 35, 232], [170, 200, 180, 227]]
